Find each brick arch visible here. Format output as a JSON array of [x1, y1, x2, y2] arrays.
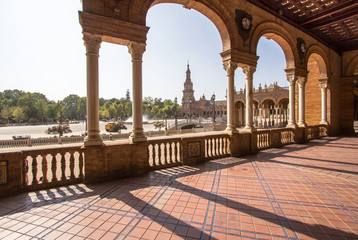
[[306, 50, 329, 125], [305, 45, 328, 80], [277, 97, 289, 106], [249, 21, 297, 69], [128, 0, 238, 51], [345, 55, 358, 76]]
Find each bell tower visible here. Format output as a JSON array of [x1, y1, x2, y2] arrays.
[[182, 63, 195, 115]]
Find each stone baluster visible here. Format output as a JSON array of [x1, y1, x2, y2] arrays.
[[128, 42, 147, 143], [83, 33, 103, 146], [275, 106, 279, 127], [258, 104, 263, 128], [319, 78, 329, 124]]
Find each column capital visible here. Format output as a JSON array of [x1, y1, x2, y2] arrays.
[[297, 76, 307, 86], [286, 74, 297, 86], [223, 61, 238, 74], [242, 65, 256, 78], [128, 42, 146, 61], [83, 33, 102, 55], [319, 78, 328, 89]]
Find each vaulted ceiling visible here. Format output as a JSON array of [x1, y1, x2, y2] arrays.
[[246, 0, 358, 53]]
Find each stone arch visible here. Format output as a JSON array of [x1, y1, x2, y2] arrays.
[[305, 50, 329, 125], [261, 97, 277, 106], [345, 55, 358, 76], [305, 45, 328, 79], [128, 0, 237, 51], [250, 21, 297, 69]]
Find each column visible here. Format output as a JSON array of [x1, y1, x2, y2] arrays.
[[275, 105, 279, 127], [128, 42, 147, 143], [263, 104, 267, 128], [224, 61, 238, 132], [287, 74, 297, 128], [297, 77, 307, 127], [319, 78, 329, 124], [83, 33, 103, 147], [258, 104, 263, 128], [237, 105, 242, 127], [243, 66, 256, 131]]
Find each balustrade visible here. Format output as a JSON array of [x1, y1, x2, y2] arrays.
[[23, 147, 85, 191], [148, 139, 182, 169], [205, 135, 230, 159]]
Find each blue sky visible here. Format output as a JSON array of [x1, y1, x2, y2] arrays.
[[0, 1, 287, 102]]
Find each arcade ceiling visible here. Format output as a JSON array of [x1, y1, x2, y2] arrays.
[[246, 0, 358, 53]]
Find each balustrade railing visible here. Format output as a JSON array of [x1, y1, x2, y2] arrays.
[[205, 135, 230, 159], [23, 146, 85, 191], [148, 138, 182, 169], [257, 128, 294, 150], [257, 131, 271, 149]]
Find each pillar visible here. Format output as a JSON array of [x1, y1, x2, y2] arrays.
[[224, 61, 238, 132], [287, 74, 297, 128], [243, 66, 256, 131], [319, 78, 329, 124], [83, 33, 103, 147], [258, 104, 263, 128], [297, 77, 307, 127], [275, 106, 279, 127], [128, 42, 147, 143]]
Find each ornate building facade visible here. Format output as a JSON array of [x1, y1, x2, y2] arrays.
[[181, 64, 227, 119]]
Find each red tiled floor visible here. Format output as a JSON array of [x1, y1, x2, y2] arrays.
[[1, 137, 358, 239]]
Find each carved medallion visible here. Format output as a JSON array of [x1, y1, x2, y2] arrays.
[[297, 38, 306, 65], [235, 10, 253, 42]]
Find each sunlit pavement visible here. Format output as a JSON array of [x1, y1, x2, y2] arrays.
[[1, 136, 358, 239]]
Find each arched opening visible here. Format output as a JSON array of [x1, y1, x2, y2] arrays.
[[306, 53, 329, 125], [143, 3, 231, 129], [249, 33, 293, 129]]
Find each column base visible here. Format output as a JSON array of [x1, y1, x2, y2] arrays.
[[298, 121, 307, 127], [320, 120, 328, 125], [84, 134, 103, 147], [130, 129, 147, 143], [225, 124, 237, 133], [287, 122, 298, 128], [241, 125, 256, 133]]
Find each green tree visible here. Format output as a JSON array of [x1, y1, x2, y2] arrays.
[[62, 94, 80, 120], [18, 93, 38, 120], [12, 107, 25, 123], [46, 102, 59, 122], [35, 99, 46, 122], [77, 97, 87, 120], [1, 106, 13, 123], [126, 89, 130, 102]]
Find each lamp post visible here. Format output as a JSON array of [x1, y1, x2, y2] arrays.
[[189, 99, 193, 122], [211, 93, 216, 123], [174, 97, 178, 130]]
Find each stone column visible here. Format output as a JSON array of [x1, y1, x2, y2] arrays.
[[297, 77, 307, 127], [319, 78, 329, 124], [258, 104, 263, 128], [237, 105, 242, 127], [224, 61, 238, 132], [275, 106, 279, 127], [83, 33, 103, 147], [243, 66, 256, 131], [287, 74, 297, 128], [128, 42, 147, 143]]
